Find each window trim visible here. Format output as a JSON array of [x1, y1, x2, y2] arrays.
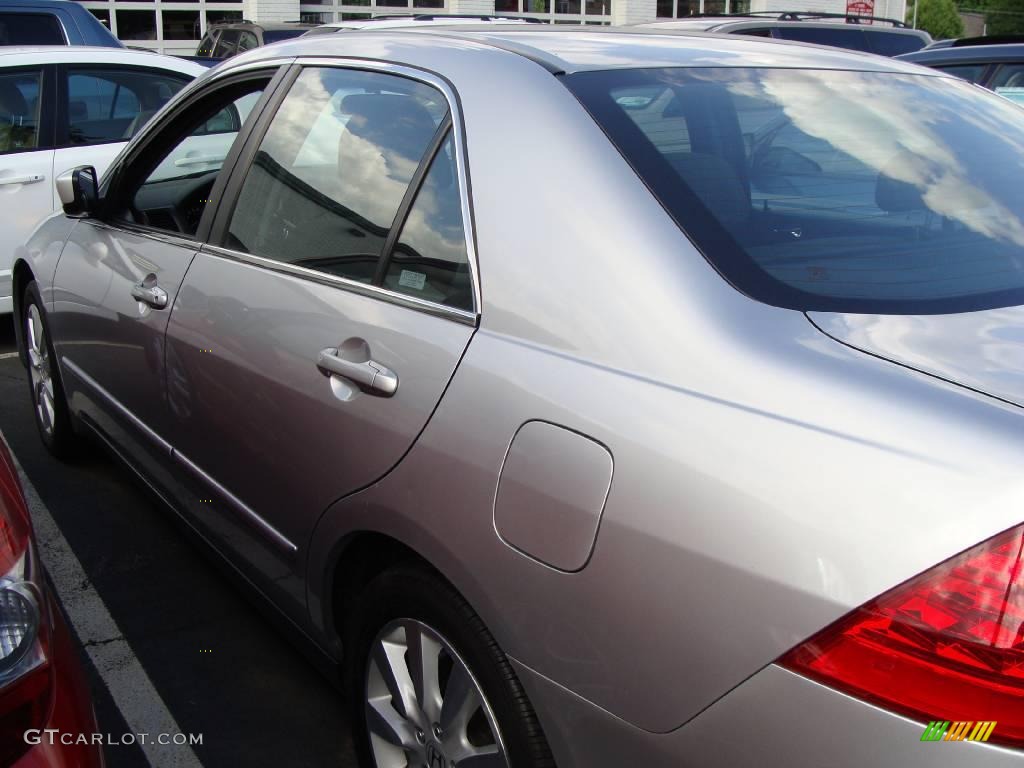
[[0, 64, 56, 157], [205, 58, 481, 323], [57, 63, 194, 150]]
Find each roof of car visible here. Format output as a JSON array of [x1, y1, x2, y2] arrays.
[[211, 20, 316, 31], [235, 27, 941, 75], [642, 17, 928, 35], [0, 45, 206, 73], [898, 42, 1024, 65]]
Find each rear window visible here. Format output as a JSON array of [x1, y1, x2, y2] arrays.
[[567, 67, 1024, 314], [0, 13, 65, 45], [865, 30, 927, 57]]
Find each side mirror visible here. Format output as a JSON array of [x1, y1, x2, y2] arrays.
[[56, 166, 99, 218]]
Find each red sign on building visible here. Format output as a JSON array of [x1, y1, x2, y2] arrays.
[[846, 0, 875, 22]]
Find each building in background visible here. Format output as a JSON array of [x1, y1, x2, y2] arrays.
[[76, 0, 909, 54]]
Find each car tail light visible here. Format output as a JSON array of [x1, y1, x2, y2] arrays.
[[780, 523, 1024, 749], [0, 444, 52, 765]]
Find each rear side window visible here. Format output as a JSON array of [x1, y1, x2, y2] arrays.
[[775, 26, 868, 52], [0, 68, 42, 153], [865, 30, 927, 57], [568, 67, 1024, 314], [383, 133, 472, 309], [67, 68, 190, 146], [0, 13, 64, 46], [224, 67, 459, 292], [933, 63, 989, 83]]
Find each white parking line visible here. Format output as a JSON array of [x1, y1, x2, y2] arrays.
[[0, 352, 21, 359], [8, 452, 204, 768]]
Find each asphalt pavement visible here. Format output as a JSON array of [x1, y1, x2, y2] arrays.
[[0, 318, 358, 767]]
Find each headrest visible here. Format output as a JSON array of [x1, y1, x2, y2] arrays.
[[0, 81, 28, 119]]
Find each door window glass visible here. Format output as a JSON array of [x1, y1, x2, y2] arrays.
[[775, 26, 868, 52], [237, 30, 258, 52], [934, 63, 989, 83], [991, 63, 1024, 105], [225, 67, 447, 284], [865, 30, 927, 56], [67, 68, 191, 146], [383, 133, 471, 310], [124, 85, 266, 237], [0, 69, 42, 153], [0, 13, 64, 45]]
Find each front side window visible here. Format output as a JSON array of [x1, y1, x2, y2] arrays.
[[225, 67, 449, 285], [67, 68, 190, 146], [238, 30, 258, 52], [0, 69, 42, 153], [121, 84, 266, 237], [568, 67, 1024, 314], [991, 63, 1024, 105]]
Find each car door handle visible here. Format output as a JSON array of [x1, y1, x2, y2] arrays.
[[0, 174, 44, 186], [131, 279, 168, 309], [316, 347, 398, 397]]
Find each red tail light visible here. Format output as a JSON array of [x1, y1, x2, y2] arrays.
[[780, 523, 1024, 749], [0, 442, 52, 765]]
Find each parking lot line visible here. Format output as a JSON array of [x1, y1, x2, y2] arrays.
[[8, 451, 204, 768]]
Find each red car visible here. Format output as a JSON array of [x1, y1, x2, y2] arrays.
[[0, 438, 103, 768]]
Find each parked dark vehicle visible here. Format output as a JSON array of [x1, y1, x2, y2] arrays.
[[191, 19, 315, 63], [0, 434, 103, 768], [642, 11, 931, 56], [0, 0, 121, 47], [898, 43, 1024, 103]]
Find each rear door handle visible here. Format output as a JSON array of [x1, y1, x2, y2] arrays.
[[317, 347, 398, 397], [0, 174, 44, 186], [131, 278, 168, 309]]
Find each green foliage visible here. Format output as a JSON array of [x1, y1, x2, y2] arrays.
[[953, 0, 1024, 35], [908, 0, 966, 39]]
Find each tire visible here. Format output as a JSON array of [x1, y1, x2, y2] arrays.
[[22, 281, 78, 459], [345, 565, 556, 768]]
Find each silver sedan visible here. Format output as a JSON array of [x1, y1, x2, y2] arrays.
[[13, 26, 1024, 767]]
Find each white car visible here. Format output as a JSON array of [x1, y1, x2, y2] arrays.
[[0, 46, 204, 313]]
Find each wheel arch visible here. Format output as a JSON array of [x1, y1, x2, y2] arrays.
[[324, 530, 445, 658]]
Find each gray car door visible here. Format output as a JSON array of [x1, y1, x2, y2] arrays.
[[49, 69, 280, 490], [163, 64, 477, 610]]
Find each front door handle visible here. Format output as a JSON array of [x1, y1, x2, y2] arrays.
[[131, 277, 168, 309], [317, 347, 398, 397], [0, 174, 44, 186]]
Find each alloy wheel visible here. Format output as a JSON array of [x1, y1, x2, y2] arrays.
[[26, 304, 55, 438], [365, 618, 510, 768]]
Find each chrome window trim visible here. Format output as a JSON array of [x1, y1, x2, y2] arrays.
[[201, 244, 477, 326], [61, 356, 298, 558], [225, 56, 482, 321], [84, 219, 203, 253]]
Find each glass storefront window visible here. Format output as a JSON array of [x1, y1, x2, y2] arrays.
[[115, 9, 156, 40], [555, 0, 581, 12], [162, 10, 200, 40]]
